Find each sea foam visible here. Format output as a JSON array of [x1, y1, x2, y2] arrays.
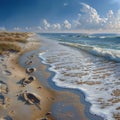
[[39, 39, 120, 120], [60, 42, 120, 62]]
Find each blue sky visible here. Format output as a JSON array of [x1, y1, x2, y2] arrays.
[[0, 0, 120, 32]]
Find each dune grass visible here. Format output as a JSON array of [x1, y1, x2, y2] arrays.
[[0, 43, 21, 54], [0, 32, 29, 43], [0, 31, 31, 54]]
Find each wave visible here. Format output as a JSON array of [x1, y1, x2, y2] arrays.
[[88, 35, 120, 39], [71, 34, 120, 39], [38, 35, 120, 120], [40, 33, 120, 41], [60, 42, 120, 62]]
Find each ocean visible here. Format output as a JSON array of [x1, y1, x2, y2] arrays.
[[39, 33, 120, 120]]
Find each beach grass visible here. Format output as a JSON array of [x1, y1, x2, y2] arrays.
[[0, 43, 21, 54], [0, 31, 31, 54], [0, 32, 29, 43]]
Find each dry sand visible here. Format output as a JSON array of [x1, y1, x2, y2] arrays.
[[0, 34, 55, 120]]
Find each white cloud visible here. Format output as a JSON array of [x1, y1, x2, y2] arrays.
[[43, 19, 51, 30], [73, 3, 120, 32], [40, 5, 120, 33], [25, 27, 32, 31], [52, 23, 61, 30], [40, 19, 72, 32], [13, 27, 21, 31], [64, 3, 68, 6], [37, 26, 42, 30], [74, 3, 105, 30], [105, 10, 120, 30], [41, 19, 62, 31], [63, 20, 71, 29]]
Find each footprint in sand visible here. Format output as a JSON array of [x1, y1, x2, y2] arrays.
[[2, 70, 12, 76], [0, 115, 13, 120], [0, 94, 5, 105], [9, 110, 15, 116], [0, 81, 9, 94], [2, 64, 7, 68], [0, 57, 4, 63]]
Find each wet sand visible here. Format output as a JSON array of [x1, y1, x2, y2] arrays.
[[0, 32, 103, 120], [19, 35, 104, 120], [19, 44, 88, 120]]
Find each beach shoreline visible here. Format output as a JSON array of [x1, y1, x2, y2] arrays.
[[0, 32, 104, 120], [38, 33, 120, 120], [37, 35, 105, 120], [0, 32, 56, 120], [19, 34, 89, 120]]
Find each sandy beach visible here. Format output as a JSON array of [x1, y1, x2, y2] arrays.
[[1, 0, 120, 120], [0, 32, 88, 120], [0, 32, 100, 120], [0, 32, 56, 120]]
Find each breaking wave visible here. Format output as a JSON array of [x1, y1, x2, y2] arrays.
[[61, 42, 120, 62]]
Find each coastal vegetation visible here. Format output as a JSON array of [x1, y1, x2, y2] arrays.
[[0, 32, 29, 43], [0, 31, 30, 54], [0, 43, 21, 54]]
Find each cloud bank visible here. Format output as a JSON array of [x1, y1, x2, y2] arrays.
[[16, 3, 120, 33], [63, 20, 71, 29], [40, 3, 120, 32], [40, 19, 71, 32], [74, 3, 105, 30], [74, 3, 120, 32]]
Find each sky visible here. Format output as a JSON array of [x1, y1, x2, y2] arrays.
[[0, 0, 120, 33]]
